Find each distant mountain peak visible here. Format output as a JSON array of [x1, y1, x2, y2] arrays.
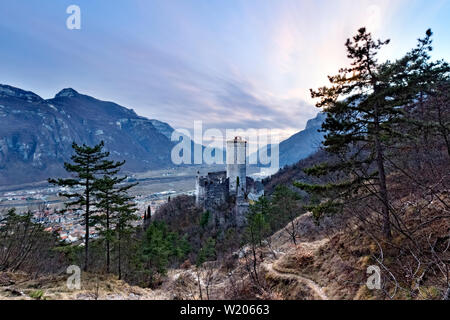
[[55, 88, 79, 98], [278, 112, 327, 167], [0, 84, 43, 103], [305, 112, 326, 130]]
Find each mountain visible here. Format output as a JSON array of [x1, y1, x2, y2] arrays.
[[0, 84, 178, 186], [250, 113, 326, 170], [278, 112, 326, 167]]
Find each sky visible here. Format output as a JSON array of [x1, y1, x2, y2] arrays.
[[1, 0, 449, 142]]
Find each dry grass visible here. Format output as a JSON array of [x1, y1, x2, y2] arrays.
[[0, 271, 169, 300]]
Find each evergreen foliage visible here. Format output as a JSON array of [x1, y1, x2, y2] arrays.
[[49, 141, 131, 271], [294, 28, 449, 239]]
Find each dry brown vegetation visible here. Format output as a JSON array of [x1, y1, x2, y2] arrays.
[[0, 271, 170, 300]]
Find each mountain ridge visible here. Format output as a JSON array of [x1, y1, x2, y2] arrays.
[[0, 84, 326, 186], [0, 84, 177, 186]]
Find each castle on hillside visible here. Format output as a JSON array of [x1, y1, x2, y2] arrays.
[[195, 136, 264, 227]]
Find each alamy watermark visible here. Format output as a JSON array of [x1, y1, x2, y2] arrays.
[[366, 265, 381, 290], [66, 5, 81, 30], [66, 265, 81, 290], [170, 121, 280, 172]]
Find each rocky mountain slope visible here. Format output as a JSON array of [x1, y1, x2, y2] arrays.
[[254, 112, 326, 169], [278, 112, 326, 167], [0, 84, 177, 186]]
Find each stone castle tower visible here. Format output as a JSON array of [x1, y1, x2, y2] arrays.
[[226, 136, 247, 199], [195, 136, 264, 227]]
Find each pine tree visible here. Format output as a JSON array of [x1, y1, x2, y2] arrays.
[[195, 237, 216, 300], [394, 30, 450, 157], [116, 197, 139, 280], [425, 81, 450, 157], [243, 197, 271, 288], [196, 237, 216, 267], [94, 170, 138, 274], [49, 141, 124, 271], [271, 185, 301, 244], [199, 210, 211, 229], [246, 197, 271, 247], [294, 28, 447, 239], [293, 28, 393, 238], [141, 221, 189, 282]]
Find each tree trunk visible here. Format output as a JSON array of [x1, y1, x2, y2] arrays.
[[84, 178, 90, 272], [106, 205, 110, 274], [251, 242, 259, 286], [374, 107, 392, 239], [118, 225, 122, 280], [291, 220, 297, 245]]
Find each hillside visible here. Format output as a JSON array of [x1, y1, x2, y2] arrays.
[[0, 211, 342, 300], [0, 85, 177, 186], [0, 271, 173, 300], [0, 209, 420, 300], [1, 187, 448, 300]]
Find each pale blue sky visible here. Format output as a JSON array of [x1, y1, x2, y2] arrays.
[[1, 0, 449, 140]]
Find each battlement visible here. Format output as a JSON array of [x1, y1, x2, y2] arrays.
[[195, 137, 264, 227]]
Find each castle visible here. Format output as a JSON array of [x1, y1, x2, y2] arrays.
[[195, 136, 264, 227]]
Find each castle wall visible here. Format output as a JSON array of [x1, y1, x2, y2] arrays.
[[235, 202, 250, 227], [195, 171, 228, 211]]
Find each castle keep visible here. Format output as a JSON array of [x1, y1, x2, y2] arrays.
[[195, 137, 264, 227]]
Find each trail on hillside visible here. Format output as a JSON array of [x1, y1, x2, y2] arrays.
[[265, 261, 329, 300], [263, 234, 330, 300]]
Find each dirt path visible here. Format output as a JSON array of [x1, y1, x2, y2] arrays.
[[265, 262, 329, 300], [263, 238, 330, 300]]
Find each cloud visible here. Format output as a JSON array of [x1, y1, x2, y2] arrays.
[[1, 0, 447, 144]]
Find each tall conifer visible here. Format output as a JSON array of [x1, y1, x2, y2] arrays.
[[49, 141, 124, 271]]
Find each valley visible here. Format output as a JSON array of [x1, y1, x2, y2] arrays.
[[0, 165, 263, 244]]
